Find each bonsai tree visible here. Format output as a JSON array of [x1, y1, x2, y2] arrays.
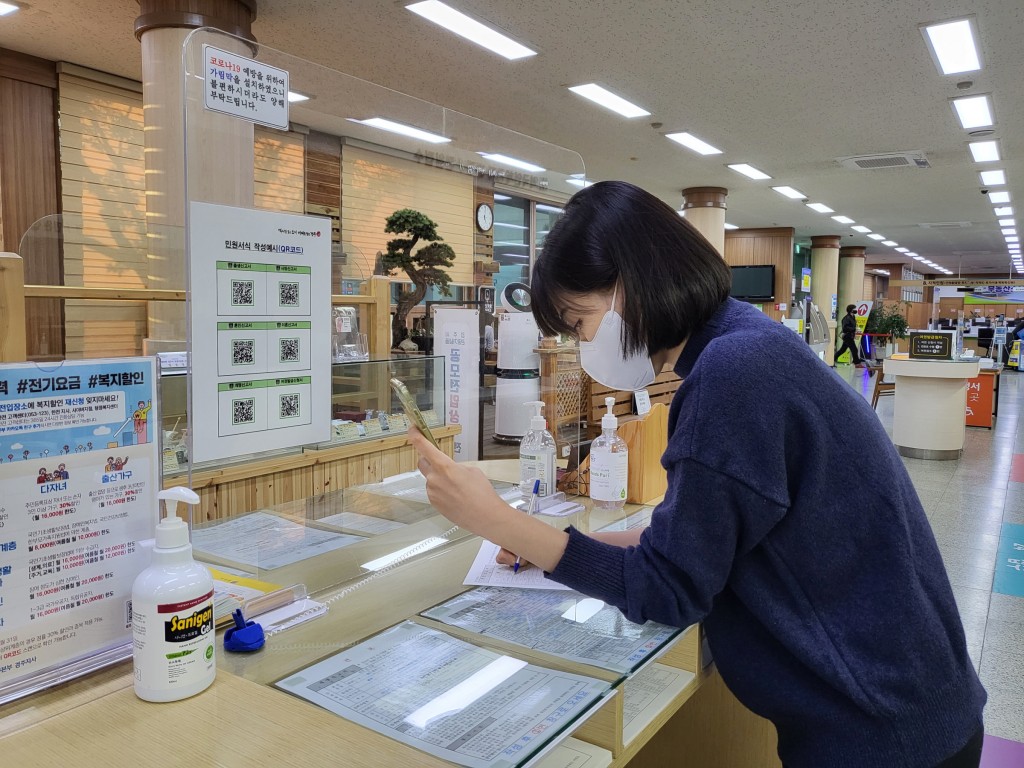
[[864, 302, 910, 357], [379, 209, 456, 349]]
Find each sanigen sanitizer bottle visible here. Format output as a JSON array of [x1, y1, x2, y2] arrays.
[[132, 487, 215, 702], [520, 401, 556, 499], [590, 397, 628, 510]]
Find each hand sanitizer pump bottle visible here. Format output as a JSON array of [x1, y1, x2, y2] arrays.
[[519, 401, 556, 500], [590, 397, 629, 510], [132, 487, 215, 702]]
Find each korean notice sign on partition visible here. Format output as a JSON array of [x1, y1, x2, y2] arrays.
[[203, 45, 290, 129], [0, 358, 158, 699], [434, 309, 480, 462], [188, 202, 331, 464]]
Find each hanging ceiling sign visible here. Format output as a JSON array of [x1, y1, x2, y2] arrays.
[[890, 278, 1024, 288]]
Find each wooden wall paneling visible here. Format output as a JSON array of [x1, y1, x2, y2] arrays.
[[341, 144, 474, 284], [938, 297, 964, 321], [0, 56, 62, 360], [723, 228, 795, 322], [254, 128, 305, 214], [58, 72, 147, 358]]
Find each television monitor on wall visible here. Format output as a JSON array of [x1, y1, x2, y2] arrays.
[[729, 265, 776, 301]]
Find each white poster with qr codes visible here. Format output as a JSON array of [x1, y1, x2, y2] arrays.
[[188, 202, 331, 463]]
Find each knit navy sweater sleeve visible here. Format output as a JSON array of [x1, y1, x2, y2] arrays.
[[549, 299, 985, 768]]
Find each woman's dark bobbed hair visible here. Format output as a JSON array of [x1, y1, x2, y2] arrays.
[[531, 181, 732, 356]]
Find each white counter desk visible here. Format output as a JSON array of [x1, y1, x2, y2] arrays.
[[883, 354, 982, 460]]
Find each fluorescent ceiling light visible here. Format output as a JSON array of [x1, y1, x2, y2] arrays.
[[969, 141, 1000, 162], [882, 240, 898, 247], [349, 117, 450, 144], [773, 186, 806, 199], [980, 170, 1006, 186], [565, 178, 593, 188], [361, 537, 447, 571], [831, 215, 855, 224], [406, 1, 536, 60], [0, 2, 19, 15], [479, 153, 545, 172], [570, 84, 650, 118], [907, 252, 919, 257], [913, 256, 927, 261], [951, 94, 993, 130], [1002, 228, 1017, 236], [806, 203, 834, 213], [287, 91, 310, 103], [851, 225, 872, 233], [989, 191, 1011, 204], [895, 247, 909, 253], [922, 18, 981, 75], [998, 218, 1015, 227], [868, 234, 886, 240], [723, 222, 739, 230], [536, 204, 564, 214], [994, 206, 1014, 217], [1006, 236, 1020, 243], [728, 163, 771, 180], [665, 131, 722, 155]]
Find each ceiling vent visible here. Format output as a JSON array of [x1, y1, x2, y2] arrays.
[[837, 151, 930, 170], [918, 221, 973, 229]]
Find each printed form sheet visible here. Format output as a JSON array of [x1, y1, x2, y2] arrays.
[[191, 511, 365, 570], [423, 587, 679, 674], [465, 541, 572, 591], [276, 621, 609, 768]]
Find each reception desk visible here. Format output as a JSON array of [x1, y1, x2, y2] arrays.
[[883, 354, 982, 460]]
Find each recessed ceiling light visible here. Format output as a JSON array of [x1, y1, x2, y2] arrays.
[[728, 163, 771, 180], [1002, 228, 1017, 236], [994, 206, 1014, 217], [406, 1, 537, 60], [907, 252, 919, 257], [951, 94, 994, 130], [922, 18, 981, 75], [773, 186, 806, 199], [895, 247, 909, 253], [969, 140, 1001, 162], [348, 117, 450, 143], [806, 203, 834, 213], [565, 178, 593, 188], [980, 170, 1006, 186], [989, 191, 1011, 204], [882, 240, 898, 247], [570, 84, 650, 118], [913, 256, 927, 261], [998, 218, 1016, 227], [0, 2, 19, 16], [478, 153, 545, 172], [831, 215, 856, 224], [665, 131, 722, 155], [851, 225, 872, 233], [868, 234, 886, 240], [1006, 236, 1020, 243], [287, 91, 310, 103], [723, 223, 740, 230]]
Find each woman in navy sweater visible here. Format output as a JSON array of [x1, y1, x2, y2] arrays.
[[409, 181, 985, 767]]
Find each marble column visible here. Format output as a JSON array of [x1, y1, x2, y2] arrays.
[[810, 235, 841, 364], [680, 187, 727, 257]]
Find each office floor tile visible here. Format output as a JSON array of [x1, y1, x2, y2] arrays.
[[840, 367, 1024, 745]]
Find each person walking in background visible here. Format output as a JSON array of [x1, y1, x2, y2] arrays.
[[835, 304, 865, 367]]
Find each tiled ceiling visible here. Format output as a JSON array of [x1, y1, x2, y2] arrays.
[[2, 0, 1022, 273]]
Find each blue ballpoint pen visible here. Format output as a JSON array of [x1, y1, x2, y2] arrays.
[[514, 479, 541, 574]]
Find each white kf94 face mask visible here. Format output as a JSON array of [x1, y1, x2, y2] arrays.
[[578, 284, 657, 391]]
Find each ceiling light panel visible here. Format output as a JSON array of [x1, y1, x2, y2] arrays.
[[406, 1, 537, 60], [868, 234, 886, 240], [980, 170, 1006, 186], [990, 191, 1011, 204], [998, 218, 1015, 227], [969, 140, 1000, 162], [882, 240, 898, 247], [478, 153, 545, 172], [806, 203, 834, 213], [922, 18, 982, 75], [895, 248, 909, 253], [951, 94, 994, 130], [851, 225, 872, 233], [728, 163, 771, 180], [994, 207, 1014, 217], [570, 84, 650, 118], [665, 131, 722, 155], [1002, 229, 1017, 236], [772, 186, 806, 199], [349, 117, 450, 143], [565, 178, 593, 188], [831, 215, 855, 224]]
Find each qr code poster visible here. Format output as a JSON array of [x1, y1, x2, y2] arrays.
[[267, 322, 311, 372], [216, 266, 267, 316], [268, 271, 311, 316], [217, 386, 268, 436], [216, 325, 268, 376], [267, 381, 312, 430]]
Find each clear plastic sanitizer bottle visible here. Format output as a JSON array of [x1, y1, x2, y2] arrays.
[[590, 396, 629, 510], [520, 401, 556, 499]]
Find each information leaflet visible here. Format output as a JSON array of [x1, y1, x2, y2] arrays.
[[276, 621, 610, 768], [188, 202, 332, 463], [0, 358, 158, 698]]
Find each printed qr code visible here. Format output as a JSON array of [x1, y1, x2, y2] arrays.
[[231, 280, 255, 306], [279, 393, 300, 419], [279, 337, 300, 363], [232, 338, 255, 365], [232, 397, 256, 425], [279, 281, 300, 307]]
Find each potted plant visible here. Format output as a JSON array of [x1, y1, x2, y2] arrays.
[[379, 209, 456, 350], [865, 302, 910, 360]]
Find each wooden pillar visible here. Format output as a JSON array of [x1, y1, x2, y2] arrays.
[[0, 253, 27, 363], [681, 187, 727, 257], [135, 0, 258, 349], [838, 245, 867, 321], [810, 235, 841, 364]]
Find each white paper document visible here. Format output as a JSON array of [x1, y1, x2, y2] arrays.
[[276, 621, 610, 768], [423, 587, 679, 673], [191, 511, 365, 570], [317, 511, 408, 535], [621, 663, 695, 745], [465, 541, 572, 591], [535, 738, 612, 768]]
